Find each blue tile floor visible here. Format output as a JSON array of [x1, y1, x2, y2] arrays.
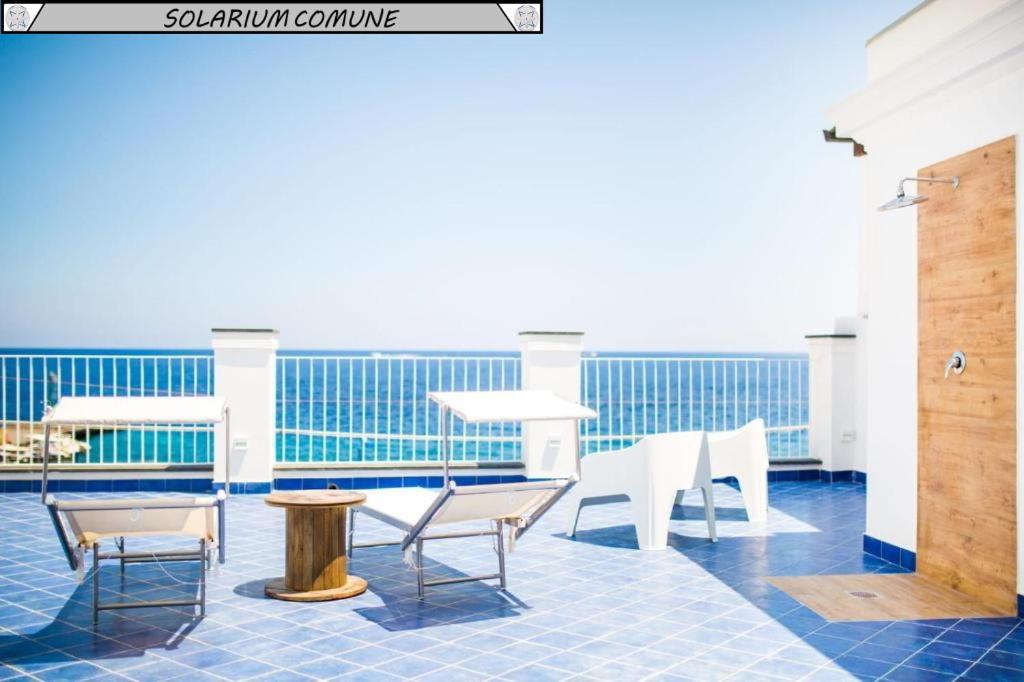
[[1, 481, 1022, 680]]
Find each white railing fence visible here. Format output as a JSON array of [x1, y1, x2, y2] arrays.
[[580, 356, 808, 457], [1, 351, 809, 468], [0, 354, 214, 466], [276, 353, 809, 464], [276, 354, 522, 464]]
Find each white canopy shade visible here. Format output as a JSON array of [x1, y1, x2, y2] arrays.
[[42, 397, 227, 425], [427, 390, 596, 424]]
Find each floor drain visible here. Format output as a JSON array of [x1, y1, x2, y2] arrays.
[[848, 590, 879, 599]]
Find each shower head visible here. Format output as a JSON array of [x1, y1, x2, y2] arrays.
[[878, 176, 959, 212], [879, 191, 928, 211]]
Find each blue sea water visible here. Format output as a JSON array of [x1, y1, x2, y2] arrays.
[[0, 349, 809, 465]]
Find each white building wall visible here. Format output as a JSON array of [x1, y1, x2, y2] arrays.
[[866, 0, 1014, 81], [829, 0, 1024, 589]]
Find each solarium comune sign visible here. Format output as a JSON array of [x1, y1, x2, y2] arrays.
[[1, 2, 542, 34]]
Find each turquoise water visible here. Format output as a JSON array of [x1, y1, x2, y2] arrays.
[[1, 350, 809, 464]]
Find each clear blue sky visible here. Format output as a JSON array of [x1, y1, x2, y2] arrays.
[[0, 1, 917, 352]]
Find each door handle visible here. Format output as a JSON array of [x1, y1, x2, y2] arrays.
[[944, 350, 966, 379]]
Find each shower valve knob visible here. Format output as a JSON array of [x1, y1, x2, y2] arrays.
[[944, 351, 966, 379]]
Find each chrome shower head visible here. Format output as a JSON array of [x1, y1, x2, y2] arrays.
[[878, 176, 959, 212], [878, 191, 928, 211]]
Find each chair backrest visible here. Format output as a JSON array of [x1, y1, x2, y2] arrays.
[[580, 431, 710, 494], [54, 497, 219, 546], [430, 480, 567, 526], [633, 431, 710, 488], [707, 418, 768, 479]]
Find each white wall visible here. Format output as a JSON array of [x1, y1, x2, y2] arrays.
[[829, 0, 1024, 589], [866, 0, 1014, 81]]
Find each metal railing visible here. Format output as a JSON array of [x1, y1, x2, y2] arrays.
[[580, 356, 808, 458], [276, 354, 522, 464], [0, 351, 809, 469], [276, 353, 809, 464], [0, 354, 214, 467]]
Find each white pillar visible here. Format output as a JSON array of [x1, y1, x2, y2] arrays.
[[806, 327, 858, 475], [212, 329, 279, 493], [518, 331, 584, 479]]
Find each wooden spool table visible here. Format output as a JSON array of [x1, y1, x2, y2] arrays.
[[264, 490, 368, 601]]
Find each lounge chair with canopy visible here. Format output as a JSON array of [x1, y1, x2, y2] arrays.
[[40, 396, 230, 625], [349, 389, 597, 598]]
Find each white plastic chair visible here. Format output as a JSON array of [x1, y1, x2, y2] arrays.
[[704, 419, 769, 523], [565, 432, 717, 550]]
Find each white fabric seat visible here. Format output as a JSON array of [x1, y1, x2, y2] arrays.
[[358, 487, 442, 531], [357, 480, 572, 541], [53, 496, 221, 549], [565, 432, 718, 550], [705, 419, 769, 523], [352, 479, 572, 597]]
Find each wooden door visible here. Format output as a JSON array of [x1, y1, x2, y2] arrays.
[[918, 136, 1017, 613]]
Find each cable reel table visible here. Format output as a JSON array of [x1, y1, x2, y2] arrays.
[[264, 490, 368, 601]]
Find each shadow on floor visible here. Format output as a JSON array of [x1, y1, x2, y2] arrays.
[[352, 546, 529, 631], [0, 563, 204, 670], [562, 500, 730, 550], [672, 503, 751, 522], [229, 544, 529, 632]]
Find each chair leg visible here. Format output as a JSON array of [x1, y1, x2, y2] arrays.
[[565, 492, 584, 537], [217, 496, 226, 565], [632, 489, 674, 551], [199, 539, 207, 618], [701, 485, 718, 542], [496, 520, 507, 590], [736, 471, 768, 523], [92, 542, 100, 628], [415, 537, 425, 600], [347, 509, 356, 558], [116, 537, 126, 591]]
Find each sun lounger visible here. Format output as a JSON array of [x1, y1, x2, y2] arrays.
[[350, 390, 596, 597], [353, 480, 571, 597], [40, 396, 230, 625], [47, 493, 223, 623]]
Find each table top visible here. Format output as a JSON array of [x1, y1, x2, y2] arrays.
[[265, 490, 367, 509]]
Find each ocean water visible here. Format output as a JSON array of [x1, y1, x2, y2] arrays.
[[0, 349, 809, 464]]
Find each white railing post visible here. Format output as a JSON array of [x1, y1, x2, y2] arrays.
[[212, 329, 279, 493], [806, 321, 858, 477], [518, 331, 584, 478]]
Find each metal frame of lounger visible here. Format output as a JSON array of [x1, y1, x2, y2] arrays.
[[45, 494, 224, 625], [90, 540, 208, 624], [39, 398, 230, 625], [350, 478, 572, 598]]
